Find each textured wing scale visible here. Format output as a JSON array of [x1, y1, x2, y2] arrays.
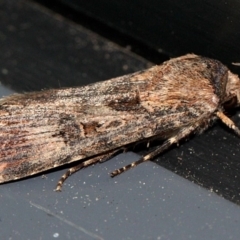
[[0, 54, 222, 184]]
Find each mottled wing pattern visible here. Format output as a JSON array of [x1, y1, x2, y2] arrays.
[[0, 54, 223, 182]]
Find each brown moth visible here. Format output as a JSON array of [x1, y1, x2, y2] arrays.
[[0, 54, 240, 191]]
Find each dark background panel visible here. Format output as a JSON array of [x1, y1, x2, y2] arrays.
[[0, 0, 152, 92], [53, 0, 240, 66]]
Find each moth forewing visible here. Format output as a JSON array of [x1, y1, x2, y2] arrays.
[[1, 54, 240, 191]]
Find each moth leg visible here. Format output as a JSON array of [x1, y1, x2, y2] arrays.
[[216, 111, 240, 136], [99, 147, 127, 163], [111, 122, 201, 177], [55, 149, 120, 191]]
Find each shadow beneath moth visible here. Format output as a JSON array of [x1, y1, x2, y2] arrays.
[[0, 54, 240, 191]]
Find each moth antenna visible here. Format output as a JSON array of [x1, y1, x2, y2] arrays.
[[111, 122, 202, 177], [232, 62, 240, 66]]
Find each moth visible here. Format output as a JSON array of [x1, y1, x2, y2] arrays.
[[0, 54, 240, 191]]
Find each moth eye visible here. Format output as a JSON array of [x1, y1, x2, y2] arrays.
[[224, 96, 237, 109]]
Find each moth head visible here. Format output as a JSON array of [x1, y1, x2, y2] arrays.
[[225, 71, 240, 107]]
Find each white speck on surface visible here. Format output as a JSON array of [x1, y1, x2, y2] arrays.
[[53, 233, 59, 238]]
